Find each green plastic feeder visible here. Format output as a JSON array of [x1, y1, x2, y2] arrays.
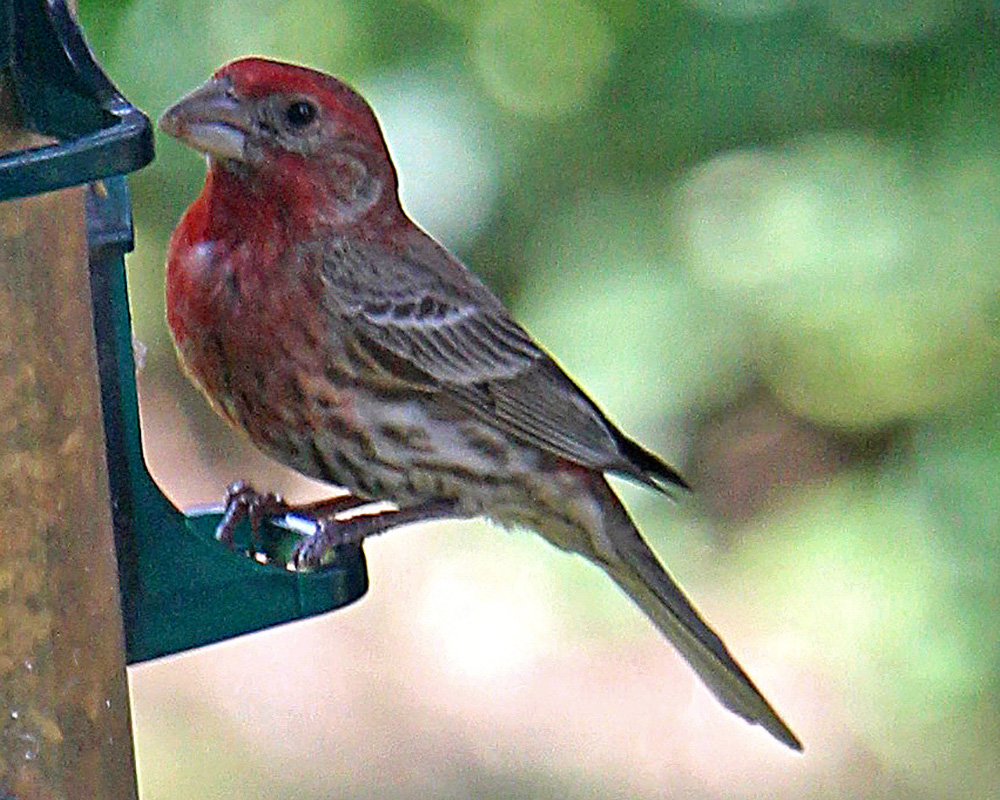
[[3, 0, 368, 665]]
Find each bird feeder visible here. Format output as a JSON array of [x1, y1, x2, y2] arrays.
[[0, 1, 368, 796]]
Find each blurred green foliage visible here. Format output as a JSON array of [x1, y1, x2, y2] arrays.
[[75, 0, 1000, 797]]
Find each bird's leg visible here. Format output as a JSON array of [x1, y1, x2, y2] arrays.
[[215, 480, 370, 553], [292, 493, 376, 519], [290, 498, 467, 570]]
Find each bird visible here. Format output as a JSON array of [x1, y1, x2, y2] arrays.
[[158, 56, 800, 751]]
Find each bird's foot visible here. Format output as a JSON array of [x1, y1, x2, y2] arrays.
[[214, 480, 290, 554], [215, 480, 370, 556], [290, 512, 387, 569]]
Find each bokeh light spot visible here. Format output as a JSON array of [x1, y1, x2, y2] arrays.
[[683, 0, 799, 20], [207, 0, 361, 65], [823, 0, 957, 46], [473, 0, 615, 117], [675, 134, 1000, 425]]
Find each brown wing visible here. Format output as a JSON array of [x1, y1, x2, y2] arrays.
[[316, 234, 650, 478]]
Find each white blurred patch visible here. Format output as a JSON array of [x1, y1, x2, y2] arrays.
[[416, 552, 556, 686], [361, 72, 501, 251], [132, 335, 148, 373]]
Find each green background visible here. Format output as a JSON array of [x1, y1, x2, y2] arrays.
[[79, 0, 1000, 797]]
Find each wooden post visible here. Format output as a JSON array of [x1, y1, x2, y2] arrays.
[[0, 75, 138, 800]]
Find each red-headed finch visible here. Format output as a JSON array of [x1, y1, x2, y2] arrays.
[[159, 57, 799, 750]]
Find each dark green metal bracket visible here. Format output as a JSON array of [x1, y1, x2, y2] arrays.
[[4, 0, 368, 664]]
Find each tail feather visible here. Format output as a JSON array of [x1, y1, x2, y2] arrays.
[[615, 434, 690, 492], [593, 478, 801, 750]]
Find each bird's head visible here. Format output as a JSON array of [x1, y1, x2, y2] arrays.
[[160, 57, 400, 227]]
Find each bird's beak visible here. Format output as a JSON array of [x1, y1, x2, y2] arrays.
[[159, 77, 251, 162]]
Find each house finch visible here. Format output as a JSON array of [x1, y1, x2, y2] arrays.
[[159, 57, 800, 750]]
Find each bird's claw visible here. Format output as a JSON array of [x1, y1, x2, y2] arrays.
[[289, 515, 370, 571], [215, 479, 289, 554], [215, 481, 380, 563]]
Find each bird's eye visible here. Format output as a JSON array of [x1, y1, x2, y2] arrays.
[[285, 100, 317, 128]]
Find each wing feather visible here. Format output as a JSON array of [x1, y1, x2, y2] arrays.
[[317, 235, 654, 477]]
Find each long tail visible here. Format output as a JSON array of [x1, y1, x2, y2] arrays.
[[588, 476, 801, 750]]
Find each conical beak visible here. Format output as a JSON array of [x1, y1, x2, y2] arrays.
[[159, 76, 251, 162]]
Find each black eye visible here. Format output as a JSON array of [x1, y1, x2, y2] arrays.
[[285, 100, 317, 128]]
